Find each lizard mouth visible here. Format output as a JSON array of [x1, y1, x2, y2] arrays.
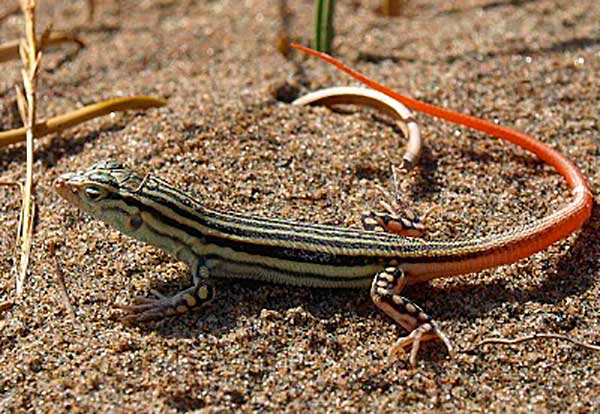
[[54, 173, 81, 205]]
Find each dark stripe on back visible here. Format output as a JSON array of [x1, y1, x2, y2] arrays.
[[118, 194, 386, 267], [144, 189, 484, 260], [143, 179, 407, 241], [136, 188, 413, 251]]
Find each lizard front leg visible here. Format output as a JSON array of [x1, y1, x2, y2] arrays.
[[115, 259, 215, 322], [371, 263, 454, 366]]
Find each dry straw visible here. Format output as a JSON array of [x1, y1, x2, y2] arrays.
[[0, 31, 83, 64], [14, 0, 43, 295], [0, 3, 165, 301]]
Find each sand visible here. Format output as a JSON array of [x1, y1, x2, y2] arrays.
[[0, 1, 598, 412]]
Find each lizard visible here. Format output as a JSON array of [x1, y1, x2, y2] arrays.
[[54, 50, 593, 366]]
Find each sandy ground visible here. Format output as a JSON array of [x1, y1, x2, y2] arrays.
[[0, 0, 598, 412]]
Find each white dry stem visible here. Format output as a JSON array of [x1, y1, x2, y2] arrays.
[[15, 0, 41, 295]]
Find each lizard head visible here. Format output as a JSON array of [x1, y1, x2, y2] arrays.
[[54, 160, 147, 235]]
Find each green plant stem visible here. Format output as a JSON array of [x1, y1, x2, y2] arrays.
[[312, 0, 335, 54]]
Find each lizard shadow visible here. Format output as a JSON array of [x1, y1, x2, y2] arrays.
[[458, 143, 542, 168], [134, 277, 374, 339], [532, 204, 599, 302]]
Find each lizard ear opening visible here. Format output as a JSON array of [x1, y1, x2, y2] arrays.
[[128, 214, 143, 231]]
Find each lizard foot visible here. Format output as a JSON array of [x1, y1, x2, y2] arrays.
[[114, 284, 214, 323], [371, 264, 454, 366], [388, 319, 454, 367], [361, 165, 437, 238]]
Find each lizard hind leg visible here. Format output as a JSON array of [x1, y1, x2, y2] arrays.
[[370, 264, 454, 366], [361, 165, 435, 238]]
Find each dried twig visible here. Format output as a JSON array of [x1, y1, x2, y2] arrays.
[[0, 300, 15, 313], [87, 0, 95, 22], [0, 4, 20, 25], [276, 0, 292, 58], [48, 240, 76, 320], [0, 31, 84, 64], [378, 0, 406, 17], [15, 0, 40, 295], [0, 95, 166, 147], [476, 333, 600, 353], [53, 259, 76, 319]]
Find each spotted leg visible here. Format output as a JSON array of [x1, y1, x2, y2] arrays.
[[371, 263, 454, 366], [361, 166, 436, 238], [361, 208, 428, 238], [115, 259, 215, 322]]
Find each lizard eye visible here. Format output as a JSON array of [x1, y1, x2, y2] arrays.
[[83, 186, 106, 201]]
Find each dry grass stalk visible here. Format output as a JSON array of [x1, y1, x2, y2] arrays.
[[0, 95, 167, 147], [15, 0, 42, 295], [0, 31, 84, 64]]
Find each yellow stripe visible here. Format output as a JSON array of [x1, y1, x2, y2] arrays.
[[140, 211, 385, 279]]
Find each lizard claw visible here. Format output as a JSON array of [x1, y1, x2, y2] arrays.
[[389, 321, 455, 367], [113, 284, 215, 323]]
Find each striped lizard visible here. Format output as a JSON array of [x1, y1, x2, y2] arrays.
[[55, 49, 593, 365]]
